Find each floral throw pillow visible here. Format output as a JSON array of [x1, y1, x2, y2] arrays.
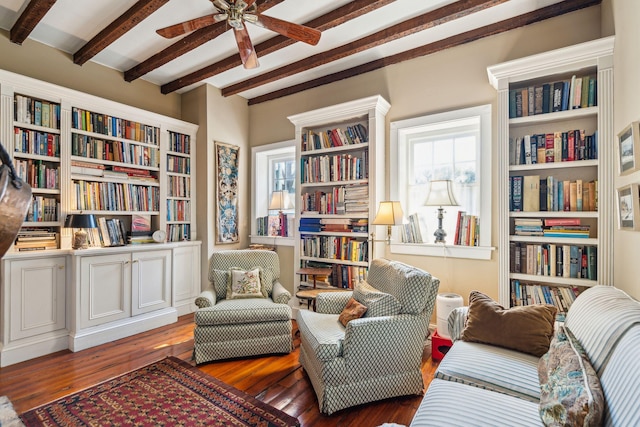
[[538, 325, 604, 426], [226, 267, 265, 299]]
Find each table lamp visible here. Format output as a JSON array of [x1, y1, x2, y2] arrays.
[[372, 201, 405, 243], [424, 180, 459, 244], [268, 190, 291, 236], [65, 214, 98, 249]]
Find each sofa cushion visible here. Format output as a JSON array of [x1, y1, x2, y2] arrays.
[[296, 309, 345, 361], [195, 298, 291, 326], [435, 340, 541, 402], [338, 298, 367, 326], [411, 379, 542, 427], [538, 326, 604, 426], [353, 281, 401, 317], [461, 291, 556, 357]]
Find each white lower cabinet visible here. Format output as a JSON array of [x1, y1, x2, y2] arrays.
[[132, 249, 171, 316], [172, 244, 200, 315]]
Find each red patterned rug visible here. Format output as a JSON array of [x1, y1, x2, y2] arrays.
[[20, 356, 299, 427]]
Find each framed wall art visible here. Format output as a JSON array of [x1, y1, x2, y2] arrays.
[[617, 121, 640, 175], [215, 141, 240, 244], [617, 183, 640, 230]]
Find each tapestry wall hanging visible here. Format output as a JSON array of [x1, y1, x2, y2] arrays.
[[215, 141, 239, 244]]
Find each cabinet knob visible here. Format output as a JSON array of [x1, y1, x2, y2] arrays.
[[58, 265, 64, 270], [132, 259, 139, 264]]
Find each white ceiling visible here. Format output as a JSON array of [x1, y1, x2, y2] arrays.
[[0, 0, 567, 100]]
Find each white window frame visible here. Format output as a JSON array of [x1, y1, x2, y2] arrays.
[[250, 140, 296, 246], [390, 104, 495, 260]]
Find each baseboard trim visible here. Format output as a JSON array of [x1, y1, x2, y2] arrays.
[[0, 330, 69, 367]]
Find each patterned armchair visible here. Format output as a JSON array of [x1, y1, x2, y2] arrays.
[[296, 258, 440, 415], [193, 249, 293, 364]]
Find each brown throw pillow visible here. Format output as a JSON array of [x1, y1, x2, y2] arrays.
[[461, 291, 557, 357], [339, 298, 368, 326]]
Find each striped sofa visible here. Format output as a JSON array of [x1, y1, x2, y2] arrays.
[[410, 286, 640, 426]]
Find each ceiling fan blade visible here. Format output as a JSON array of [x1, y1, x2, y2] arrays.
[[251, 14, 321, 46], [211, 0, 230, 11], [156, 14, 225, 38], [233, 24, 259, 69]]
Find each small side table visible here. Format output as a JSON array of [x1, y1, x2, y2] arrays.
[[296, 267, 332, 289], [296, 288, 350, 311]]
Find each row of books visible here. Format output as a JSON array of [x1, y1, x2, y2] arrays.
[[14, 158, 59, 190], [401, 213, 423, 243], [166, 154, 190, 174], [509, 74, 596, 118], [256, 213, 293, 237], [510, 176, 597, 212], [70, 161, 158, 183], [13, 128, 60, 157], [514, 218, 590, 238], [166, 199, 191, 222], [71, 107, 161, 145], [510, 280, 585, 315], [300, 235, 368, 262], [301, 123, 368, 151], [298, 217, 368, 233], [167, 224, 190, 242], [71, 180, 160, 212], [14, 94, 61, 129], [454, 212, 480, 246], [96, 217, 128, 247], [168, 131, 191, 154], [71, 133, 161, 168], [14, 228, 59, 251], [167, 175, 191, 198], [509, 130, 597, 165], [25, 196, 59, 223], [300, 152, 368, 184], [510, 242, 597, 280]]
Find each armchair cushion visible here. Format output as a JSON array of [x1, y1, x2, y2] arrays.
[[461, 291, 557, 357], [339, 298, 368, 326], [297, 309, 345, 361], [353, 281, 402, 317], [195, 298, 291, 326]]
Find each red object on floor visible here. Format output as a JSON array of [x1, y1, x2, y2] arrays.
[[431, 329, 453, 361]]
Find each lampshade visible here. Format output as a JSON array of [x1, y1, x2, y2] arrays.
[[372, 201, 404, 226], [424, 180, 459, 207], [64, 214, 98, 229], [269, 190, 291, 210]]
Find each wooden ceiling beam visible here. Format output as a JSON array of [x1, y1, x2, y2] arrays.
[[247, 0, 601, 105], [160, 0, 395, 94], [221, 0, 509, 97], [73, 0, 170, 66], [124, 0, 284, 82], [10, 0, 57, 45]]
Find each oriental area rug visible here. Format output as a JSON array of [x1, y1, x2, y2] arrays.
[[20, 356, 299, 427]]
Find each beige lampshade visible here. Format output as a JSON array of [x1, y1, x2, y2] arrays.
[[424, 180, 459, 207], [372, 201, 404, 225], [269, 190, 291, 210]]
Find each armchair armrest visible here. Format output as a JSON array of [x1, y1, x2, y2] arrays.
[[195, 285, 217, 308], [316, 291, 353, 314], [447, 306, 469, 342], [272, 280, 292, 304]]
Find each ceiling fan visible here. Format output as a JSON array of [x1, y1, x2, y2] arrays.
[[156, 0, 321, 69]]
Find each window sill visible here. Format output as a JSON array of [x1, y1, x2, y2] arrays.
[[389, 242, 495, 260], [249, 235, 296, 247]]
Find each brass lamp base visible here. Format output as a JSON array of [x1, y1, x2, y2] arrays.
[[72, 229, 89, 249]]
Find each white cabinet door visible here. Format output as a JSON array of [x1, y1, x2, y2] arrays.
[[172, 244, 200, 314], [132, 249, 171, 316], [80, 253, 131, 328], [9, 257, 66, 341]]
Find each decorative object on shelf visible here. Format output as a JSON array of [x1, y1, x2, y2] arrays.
[[617, 121, 640, 176], [0, 141, 32, 258], [269, 190, 291, 236], [372, 201, 405, 243], [65, 214, 98, 249], [152, 229, 167, 243], [617, 183, 640, 231], [215, 141, 239, 244], [424, 180, 459, 244]]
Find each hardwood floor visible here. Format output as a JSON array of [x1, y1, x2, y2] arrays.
[[0, 315, 438, 426]]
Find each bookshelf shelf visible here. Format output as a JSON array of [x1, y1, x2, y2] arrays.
[[290, 96, 389, 295], [488, 37, 614, 311]]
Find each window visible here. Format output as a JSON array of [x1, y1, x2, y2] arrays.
[[390, 104, 493, 259], [251, 140, 296, 244]]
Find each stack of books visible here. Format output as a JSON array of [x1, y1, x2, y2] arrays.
[[514, 218, 543, 236], [321, 218, 352, 232], [299, 218, 322, 233], [128, 214, 154, 244], [14, 228, 58, 251], [344, 185, 368, 214], [542, 218, 590, 238]]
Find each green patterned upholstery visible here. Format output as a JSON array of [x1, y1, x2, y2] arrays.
[[193, 250, 293, 364], [297, 259, 440, 415]]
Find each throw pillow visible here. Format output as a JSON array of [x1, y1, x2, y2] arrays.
[[353, 281, 402, 317], [338, 298, 368, 326], [538, 326, 604, 426], [461, 290, 557, 357], [226, 267, 266, 299]]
